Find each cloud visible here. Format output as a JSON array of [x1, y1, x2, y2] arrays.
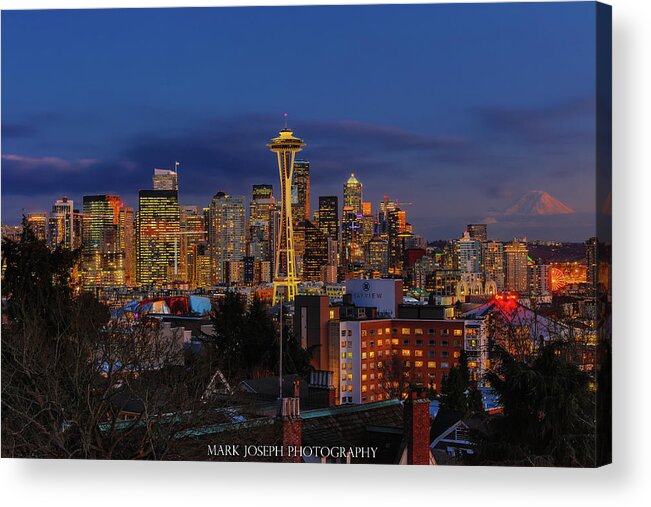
[[474, 96, 595, 146], [2, 154, 99, 172], [2, 123, 38, 138]]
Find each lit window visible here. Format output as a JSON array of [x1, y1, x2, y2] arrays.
[[347, 374, 353, 381], [362, 385, 367, 392], [386, 328, 391, 334], [415, 361, 423, 368], [378, 361, 383, 368], [370, 373, 375, 380], [441, 362, 449, 368], [415, 329, 423, 335], [454, 351, 461, 358], [415, 350, 423, 357], [362, 364, 367, 370], [391, 338, 399, 345], [378, 329, 383, 336], [370, 362, 375, 369], [362, 341, 367, 348], [402, 328, 411, 335], [347, 352, 353, 359], [341, 352, 346, 359], [342, 363, 347, 370], [378, 339, 383, 346], [361, 352, 367, 359], [428, 361, 436, 368], [347, 386, 353, 392], [362, 330, 367, 337], [347, 363, 352, 370], [362, 374, 367, 381], [454, 329, 463, 336], [401, 350, 411, 356], [341, 340, 346, 347], [330, 310, 335, 319]]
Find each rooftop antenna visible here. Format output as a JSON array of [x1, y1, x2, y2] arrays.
[[174, 161, 180, 173], [283, 112, 288, 130]]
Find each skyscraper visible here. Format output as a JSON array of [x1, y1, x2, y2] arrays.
[[26, 212, 47, 242], [318, 196, 339, 241], [267, 124, 305, 303], [292, 160, 310, 223], [387, 208, 407, 275], [303, 219, 328, 281], [342, 174, 364, 268], [136, 189, 180, 285], [467, 224, 488, 242], [152, 168, 179, 191], [180, 205, 207, 286], [504, 239, 529, 293], [208, 192, 246, 285], [457, 231, 482, 274], [118, 205, 136, 286], [48, 197, 75, 250], [81, 195, 124, 287], [249, 185, 277, 266], [483, 240, 505, 291], [367, 235, 389, 276]]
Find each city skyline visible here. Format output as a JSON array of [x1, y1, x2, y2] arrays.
[[2, 3, 599, 241]]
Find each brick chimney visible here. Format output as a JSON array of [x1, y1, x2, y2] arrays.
[[308, 370, 337, 408], [278, 397, 302, 463], [404, 389, 431, 465]]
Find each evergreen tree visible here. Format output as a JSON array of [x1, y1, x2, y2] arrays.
[[440, 366, 468, 413], [471, 342, 596, 467], [211, 290, 247, 377]]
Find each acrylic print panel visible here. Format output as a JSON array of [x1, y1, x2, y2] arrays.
[[0, 2, 611, 466]]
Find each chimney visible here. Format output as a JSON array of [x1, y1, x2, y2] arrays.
[[404, 389, 431, 465], [278, 397, 302, 463], [308, 370, 337, 408]]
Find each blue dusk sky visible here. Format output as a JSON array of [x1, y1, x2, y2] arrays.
[[2, 2, 600, 241]]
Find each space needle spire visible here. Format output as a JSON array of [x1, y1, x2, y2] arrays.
[[267, 116, 305, 304]]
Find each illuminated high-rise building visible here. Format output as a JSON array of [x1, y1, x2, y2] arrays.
[[26, 212, 47, 242], [387, 208, 407, 275], [302, 219, 328, 282], [136, 189, 180, 285], [467, 224, 488, 242], [118, 205, 136, 286], [208, 192, 246, 285], [180, 205, 207, 286], [377, 195, 397, 239], [292, 160, 310, 223], [504, 239, 529, 293], [483, 240, 505, 291], [249, 185, 277, 265], [267, 123, 305, 303], [360, 201, 375, 252], [457, 231, 482, 274], [48, 197, 75, 250], [81, 195, 124, 287], [152, 167, 179, 191], [367, 235, 389, 276], [318, 196, 339, 241]]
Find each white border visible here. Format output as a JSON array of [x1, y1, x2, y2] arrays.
[[1, 0, 649, 505]]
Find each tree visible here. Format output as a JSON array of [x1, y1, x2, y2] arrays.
[[470, 342, 596, 467], [2, 225, 229, 459], [440, 366, 468, 413], [211, 290, 247, 377]]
